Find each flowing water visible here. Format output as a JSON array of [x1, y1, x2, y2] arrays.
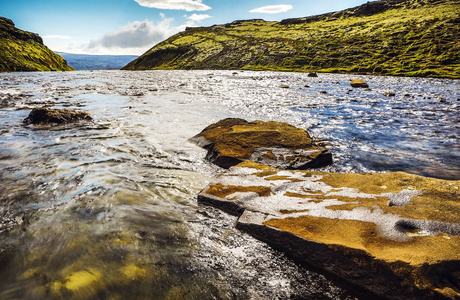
[[0, 70, 458, 299]]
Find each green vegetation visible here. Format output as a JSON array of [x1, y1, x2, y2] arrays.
[[123, 0, 460, 78], [0, 17, 74, 72]]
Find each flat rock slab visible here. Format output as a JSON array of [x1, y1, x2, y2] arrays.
[[24, 107, 92, 125], [190, 118, 332, 169], [198, 161, 460, 299]]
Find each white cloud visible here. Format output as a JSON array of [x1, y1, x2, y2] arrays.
[[179, 13, 211, 29], [134, 0, 211, 11], [249, 4, 293, 14], [84, 17, 181, 55], [186, 13, 211, 22], [43, 35, 70, 40]]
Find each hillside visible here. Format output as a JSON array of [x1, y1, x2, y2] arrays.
[[57, 52, 138, 70], [0, 17, 74, 72], [123, 0, 460, 78]]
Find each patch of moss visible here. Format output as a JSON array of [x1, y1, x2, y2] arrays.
[[51, 268, 102, 293], [264, 215, 460, 266], [204, 183, 273, 199]]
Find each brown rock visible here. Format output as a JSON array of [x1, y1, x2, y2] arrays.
[[198, 161, 460, 299], [350, 79, 369, 88], [190, 118, 332, 169], [24, 107, 92, 125]]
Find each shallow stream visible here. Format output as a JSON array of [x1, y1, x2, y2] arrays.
[[0, 70, 458, 299]]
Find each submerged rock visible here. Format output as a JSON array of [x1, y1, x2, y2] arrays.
[[307, 72, 318, 77], [198, 161, 460, 299], [190, 118, 332, 169], [350, 79, 369, 88], [24, 107, 92, 125]]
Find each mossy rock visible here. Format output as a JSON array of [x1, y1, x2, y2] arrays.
[[350, 79, 369, 88], [190, 118, 332, 169], [24, 107, 92, 125], [198, 161, 460, 299]]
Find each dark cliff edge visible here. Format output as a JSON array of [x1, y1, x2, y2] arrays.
[[123, 0, 459, 79], [0, 17, 74, 72]]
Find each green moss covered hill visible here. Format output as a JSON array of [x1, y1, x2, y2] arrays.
[[0, 17, 74, 72], [123, 0, 459, 78]]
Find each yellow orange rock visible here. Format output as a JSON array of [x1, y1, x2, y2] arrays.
[[191, 118, 332, 169], [350, 78, 369, 88], [198, 161, 460, 299]]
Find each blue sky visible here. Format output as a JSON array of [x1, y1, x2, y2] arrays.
[[1, 0, 371, 55]]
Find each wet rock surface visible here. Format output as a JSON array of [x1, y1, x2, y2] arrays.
[[191, 118, 332, 169], [198, 161, 460, 299], [350, 79, 369, 88], [23, 107, 92, 125]]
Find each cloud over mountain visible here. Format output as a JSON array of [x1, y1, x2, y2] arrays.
[[249, 5, 293, 14], [186, 13, 211, 22], [134, 0, 211, 11], [86, 18, 180, 55]]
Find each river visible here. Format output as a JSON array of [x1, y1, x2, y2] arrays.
[[0, 70, 458, 299]]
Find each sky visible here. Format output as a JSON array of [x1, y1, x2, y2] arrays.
[[1, 0, 372, 56]]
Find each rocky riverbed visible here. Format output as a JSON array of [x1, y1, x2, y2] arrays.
[[0, 70, 459, 299]]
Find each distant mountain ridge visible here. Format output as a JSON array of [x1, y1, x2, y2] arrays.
[[58, 52, 138, 70], [123, 0, 460, 78], [0, 17, 74, 72]]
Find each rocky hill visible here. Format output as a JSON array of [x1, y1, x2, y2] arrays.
[[0, 17, 74, 72], [123, 0, 459, 78]]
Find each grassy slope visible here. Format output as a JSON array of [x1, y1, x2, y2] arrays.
[[123, 0, 460, 78], [0, 17, 74, 72]]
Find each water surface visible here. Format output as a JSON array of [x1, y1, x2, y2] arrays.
[[0, 70, 458, 299]]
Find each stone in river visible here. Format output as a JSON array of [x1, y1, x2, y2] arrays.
[[198, 161, 460, 299], [350, 79, 369, 88], [24, 107, 93, 125], [190, 118, 332, 169]]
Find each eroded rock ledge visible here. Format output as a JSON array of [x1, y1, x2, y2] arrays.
[[198, 161, 460, 299], [190, 118, 332, 169]]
